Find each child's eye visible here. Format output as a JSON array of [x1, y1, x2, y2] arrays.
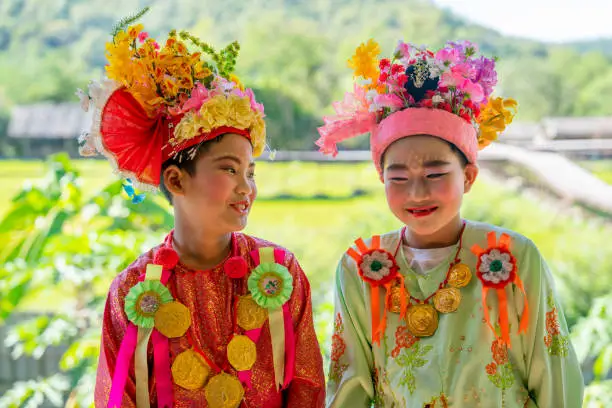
[[223, 167, 237, 174], [426, 173, 447, 179], [248, 171, 256, 179], [389, 177, 408, 182]]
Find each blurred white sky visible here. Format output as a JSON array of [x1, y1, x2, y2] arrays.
[[433, 0, 611, 42]]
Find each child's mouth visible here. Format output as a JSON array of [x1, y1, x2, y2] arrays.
[[230, 201, 250, 215], [407, 206, 438, 218]]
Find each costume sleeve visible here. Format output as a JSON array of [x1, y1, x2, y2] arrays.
[[282, 254, 326, 407], [326, 255, 374, 408], [518, 241, 584, 407], [94, 273, 138, 408]]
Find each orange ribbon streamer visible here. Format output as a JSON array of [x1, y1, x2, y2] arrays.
[[472, 232, 529, 348]]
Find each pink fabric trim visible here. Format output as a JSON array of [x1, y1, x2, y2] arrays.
[[245, 328, 263, 343], [108, 324, 139, 408], [282, 303, 295, 389], [238, 328, 264, 390], [371, 108, 478, 178], [272, 248, 285, 265], [152, 329, 173, 408], [238, 371, 253, 389], [250, 249, 261, 265]]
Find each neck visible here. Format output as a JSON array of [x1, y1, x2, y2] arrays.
[[404, 216, 464, 249], [172, 218, 232, 271]]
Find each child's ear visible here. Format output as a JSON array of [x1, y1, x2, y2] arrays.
[[463, 163, 479, 193], [163, 165, 187, 197]]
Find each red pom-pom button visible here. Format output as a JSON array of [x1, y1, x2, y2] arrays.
[[154, 247, 179, 270], [224, 256, 248, 279]]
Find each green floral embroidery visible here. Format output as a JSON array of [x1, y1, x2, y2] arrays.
[[545, 292, 569, 357], [485, 335, 515, 388], [396, 341, 433, 395], [329, 313, 349, 384]]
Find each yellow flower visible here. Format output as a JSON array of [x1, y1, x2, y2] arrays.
[[250, 116, 266, 157], [229, 74, 245, 91], [194, 63, 212, 79], [127, 24, 145, 39], [161, 78, 179, 99], [477, 97, 518, 149], [197, 95, 229, 130], [227, 95, 253, 128], [173, 112, 196, 144], [348, 39, 380, 83]]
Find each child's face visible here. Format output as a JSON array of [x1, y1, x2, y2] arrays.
[[171, 133, 257, 235], [382, 135, 478, 241]]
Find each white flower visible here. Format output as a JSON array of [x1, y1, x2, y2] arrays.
[[357, 78, 373, 87], [432, 95, 444, 104], [360, 250, 393, 281], [87, 80, 104, 101], [479, 249, 513, 284], [75, 88, 90, 112], [78, 131, 97, 157]]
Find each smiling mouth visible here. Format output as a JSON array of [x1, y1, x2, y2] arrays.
[[230, 202, 250, 214], [407, 206, 438, 217]]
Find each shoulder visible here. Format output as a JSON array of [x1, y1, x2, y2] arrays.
[[336, 229, 402, 283], [464, 219, 539, 256], [108, 247, 158, 300], [238, 233, 298, 265], [464, 220, 547, 287]]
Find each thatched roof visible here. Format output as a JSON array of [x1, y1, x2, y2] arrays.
[[8, 103, 90, 139]]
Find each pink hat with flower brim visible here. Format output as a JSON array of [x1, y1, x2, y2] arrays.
[[315, 39, 518, 179], [370, 107, 478, 176]]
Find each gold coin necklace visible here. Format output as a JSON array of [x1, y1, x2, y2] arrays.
[[164, 235, 259, 408], [394, 222, 472, 338]]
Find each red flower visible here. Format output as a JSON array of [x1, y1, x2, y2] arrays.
[[153, 247, 179, 269], [391, 64, 404, 75], [472, 105, 481, 118], [396, 74, 408, 87], [379, 72, 389, 82], [439, 102, 452, 112], [463, 100, 474, 110], [486, 362, 497, 375], [379, 59, 391, 70], [459, 110, 472, 123], [421, 99, 433, 108], [138, 31, 149, 43], [438, 86, 449, 93], [224, 256, 248, 279]]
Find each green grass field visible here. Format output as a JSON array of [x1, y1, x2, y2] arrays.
[[4, 158, 612, 323]]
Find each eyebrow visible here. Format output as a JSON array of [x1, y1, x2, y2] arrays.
[[385, 160, 451, 172], [213, 155, 255, 167]]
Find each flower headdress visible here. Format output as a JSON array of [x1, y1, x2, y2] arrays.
[[77, 10, 266, 190], [316, 39, 517, 176]]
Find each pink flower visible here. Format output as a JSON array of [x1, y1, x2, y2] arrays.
[[373, 93, 404, 110], [138, 32, 149, 43], [395, 40, 411, 60], [181, 83, 210, 112], [244, 88, 265, 115], [462, 81, 485, 103], [435, 48, 461, 66], [440, 63, 474, 89]]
